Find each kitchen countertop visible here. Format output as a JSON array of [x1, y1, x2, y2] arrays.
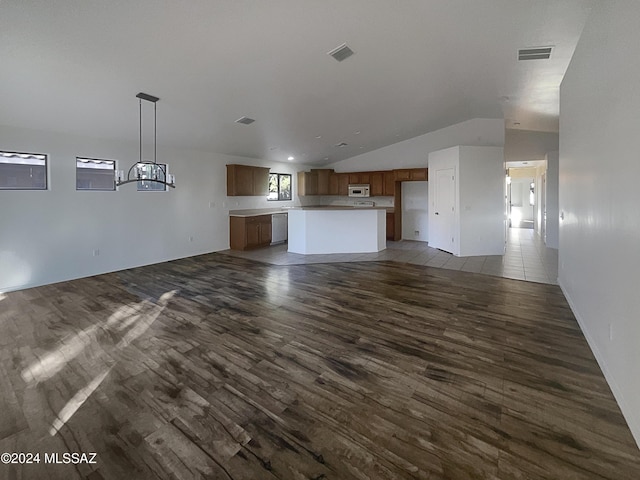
[[228, 208, 290, 217], [229, 206, 394, 217], [289, 206, 388, 211]]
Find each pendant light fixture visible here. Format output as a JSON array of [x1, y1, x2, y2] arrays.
[[115, 92, 176, 189]]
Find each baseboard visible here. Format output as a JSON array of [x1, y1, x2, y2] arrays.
[[558, 278, 640, 449]]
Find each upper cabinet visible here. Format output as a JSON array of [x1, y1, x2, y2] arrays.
[[394, 168, 428, 181], [370, 172, 384, 196], [298, 169, 334, 196], [297, 167, 428, 196], [383, 171, 396, 195], [227, 164, 270, 196], [329, 172, 349, 195], [297, 171, 318, 196]]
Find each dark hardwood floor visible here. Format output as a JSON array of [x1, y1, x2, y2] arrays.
[[1, 253, 639, 479]]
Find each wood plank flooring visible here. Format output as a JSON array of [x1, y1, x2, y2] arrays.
[[1, 253, 639, 479]]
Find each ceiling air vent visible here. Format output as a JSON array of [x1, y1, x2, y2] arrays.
[[235, 116, 255, 125], [518, 46, 553, 61], [328, 43, 355, 62], [335, 142, 348, 147]]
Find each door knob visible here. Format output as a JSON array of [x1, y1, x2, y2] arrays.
[[435, 212, 439, 215]]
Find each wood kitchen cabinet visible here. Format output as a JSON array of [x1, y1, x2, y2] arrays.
[[230, 215, 272, 250], [299, 169, 349, 196], [313, 169, 332, 195], [383, 171, 396, 195], [348, 172, 370, 184], [329, 173, 349, 196], [297, 171, 318, 196], [370, 172, 384, 196], [394, 168, 428, 182], [386, 212, 395, 240], [226, 164, 270, 196]]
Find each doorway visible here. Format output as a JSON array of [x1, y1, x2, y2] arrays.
[[506, 161, 552, 244]]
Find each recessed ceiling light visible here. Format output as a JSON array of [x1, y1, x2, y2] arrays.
[[287, 156, 294, 161], [315, 135, 322, 139], [335, 142, 348, 147], [354, 131, 361, 135], [235, 116, 255, 125], [324, 157, 329, 160]]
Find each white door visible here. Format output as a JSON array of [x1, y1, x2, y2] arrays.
[[432, 168, 455, 253]]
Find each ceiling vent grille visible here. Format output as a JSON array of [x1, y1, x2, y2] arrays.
[[235, 116, 255, 125], [518, 46, 553, 61], [328, 43, 354, 62], [335, 142, 348, 147]]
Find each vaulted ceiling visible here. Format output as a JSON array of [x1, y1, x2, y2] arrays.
[[0, 0, 592, 165]]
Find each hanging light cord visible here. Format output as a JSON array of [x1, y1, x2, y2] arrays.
[[139, 98, 143, 165]]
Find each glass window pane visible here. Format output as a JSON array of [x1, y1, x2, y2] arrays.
[[268, 173, 278, 200], [267, 173, 292, 201], [279, 174, 291, 200], [0, 151, 47, 190], [76, 157, 115, 191]]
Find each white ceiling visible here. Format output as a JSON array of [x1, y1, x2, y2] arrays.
[[0, 0, 592, 165]]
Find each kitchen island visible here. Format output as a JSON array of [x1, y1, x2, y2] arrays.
[[287, 207, 386, 254]]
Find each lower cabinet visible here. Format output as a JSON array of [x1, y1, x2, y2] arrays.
[[386, 212, 395, 240], [230, 215, 272, 250]]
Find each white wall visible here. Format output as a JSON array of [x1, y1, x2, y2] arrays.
[[544, 151, 559, 249], [458, 146, 505, 256], [504, 129, 559, 162], [559, 0, 640, 446], [401, 181, 428, 241], [328, 118, 504, 172], [0, 125, 308, 292], [428, 146, 504, 256]]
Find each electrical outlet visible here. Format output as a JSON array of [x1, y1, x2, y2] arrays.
[[209, 201, 215, 208], [189, 236, 194, 242], [93, 249, 100, 257], [414, 230, 420, 236]]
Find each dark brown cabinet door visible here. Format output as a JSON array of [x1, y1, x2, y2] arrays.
[[386, 212, 395, 240], [253, 167, 270, 195], [394, 169, 411, 181], [383, 171, 396, 195], [227, 164, 271, 196], [246, 222, 261, 248], [329, 173, 339, 195], [315, 169, 331, 195], [298, 172, 318, 196], [348, 173, 360, 184], [370, 172, 384, 196], [338, 173, 349, 195], [230, 215, 273, 250], [227, 165, 253, 195], [259, 218, 272, 245]]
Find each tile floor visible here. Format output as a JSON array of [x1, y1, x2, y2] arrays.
[[220, 227, 558, 284]]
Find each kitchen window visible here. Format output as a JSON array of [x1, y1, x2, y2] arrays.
[[0, 150, 47, 190], [76, 157, 116, 191], [268, 173, 291, 201]]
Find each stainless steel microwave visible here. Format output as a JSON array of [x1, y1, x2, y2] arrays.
[[348, 184, 370, 197]]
